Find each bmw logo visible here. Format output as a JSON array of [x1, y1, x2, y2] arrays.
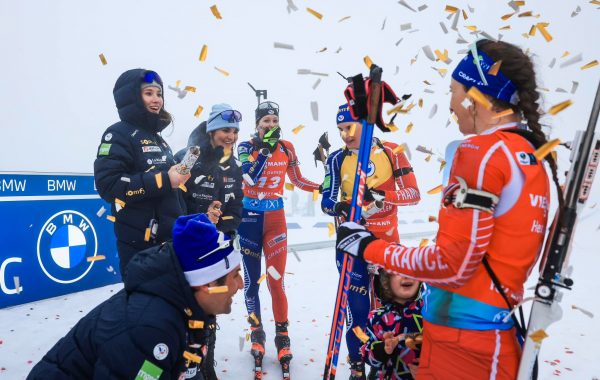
[[366, 161, 376, 177], [37, 210, 98, 284]]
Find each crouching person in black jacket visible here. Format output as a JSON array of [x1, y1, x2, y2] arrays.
[[94, 68, 189, 277], [28, 213, 243, 380], [176, 103, 244, 236]]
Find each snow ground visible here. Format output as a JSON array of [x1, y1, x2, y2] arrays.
[[1, 214, 599, 379]]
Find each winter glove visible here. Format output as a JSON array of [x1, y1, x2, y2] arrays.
[[333, 202, 366, 224], [363, 187, 385, 203], [261, 126, 281, 153], [336, 221, 376, 259]]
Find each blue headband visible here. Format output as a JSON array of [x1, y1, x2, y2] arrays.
[[336, 103, 358, 124], [451, 48, 519, 105]]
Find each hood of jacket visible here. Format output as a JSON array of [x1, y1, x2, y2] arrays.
[[113, 68, 170, 133]]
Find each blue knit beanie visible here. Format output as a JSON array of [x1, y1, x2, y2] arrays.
[[172, 213, 242, 286], [206, 103, 240, 133], [336, 103, 358, 124]]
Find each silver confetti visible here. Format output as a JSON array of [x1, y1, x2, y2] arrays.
[[428, 104, 438, 119], [381, 17, 387, 30], [311, 101, 319, 121], [96, 206, 107, 217], [559, 53, 583, 68], [395, 66, 400, 75], [395, 38, 404, 46], [239, 336, 246, 351], [556, 88, 567, 93], [312, 78, 321, 90], [335, 46, 342, 54], [422, 45, 436, 61], [417, 4, 428, 11], [120, 176, 131, 183], [286, 0, 298, 11], [549, 58, 556, 68], [571, 81, 579, 94], [311, 71, 329, 77], [274, 42, 295, 50], [571, 5, 581, 17], [451, 10, 460, 30], [468, 4, 475, 13], [14, 276, 21, 294], [297, 69, 311, 75], [440, 22, 448, 34], [400, 23, 412, 31], [291, 249, 301, 262], [572, 305, 594, 318], [398, 0, 417, 12], [424, 88, 435, 94]]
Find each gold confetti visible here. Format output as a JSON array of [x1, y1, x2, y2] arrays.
[[386, 123, 399, 132], [501, 12, 515, 20], [352, 326, 370, 343], [364, 55, 373, 69], [529, 329, 549, 343], [488, 60, 503, 76], [306, 7, 323, 20], [537, 23, 552, 42], [155, 173, 163, 189], [518, 11, 533, 17], [98, 53, 107, 65], [387, 104, 405, 115], [423, 80, 432, 86], [405, 122, 414, 133], [257, 273, 267, 284], [210, 4, 222, 19], [285, 183, 295, 191], [418, 99, 424, 108], [194, 105, 204, 118], [427, 185, 443, 195], [581, 60, 599, 70], [178, 183, 187, 192], [499, 25, 512, 30], [338, 15, 351, 22], [533, 139, 561, 160], [107, 215, 116, 222], [214, 67, 230, 76], [208, 285, 229, 294], [176, 80, 182, 88], [221, 216, 233, 220], [184, 86, 197, 93], [349, 123, 358, 136], [434, 49, 451, 64], [465, 25, 478, 31], [267, 265, 282, 280], [199, 45, 208, 61], [87, 255, 106, 262], [313, 189, 320, 201], [419, 239, 429, 247], [528, 24, 537, 36], [434, 67, 448, 77], [462, 9, 468, 20], [467, 87, 493, 110], [144, 227, 151, 242], [328, 223, 335, 237], [428, 215, 438, 222], [425, 154, 432, 162], [189, 320, 205, 329], [492, 108, 515, 119], [444, 5, 459, 13], [183, 351, 202, 363], [548, 100, 573, 115], [292, 124, 305, 134], [115, 198, 125, 208]]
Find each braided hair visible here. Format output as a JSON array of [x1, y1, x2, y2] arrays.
[[476, 40, 565, 215]]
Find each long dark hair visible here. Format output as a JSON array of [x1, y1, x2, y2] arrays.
[[476, 40, 564, 214]]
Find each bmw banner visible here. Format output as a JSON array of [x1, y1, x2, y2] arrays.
[[0, 172, 121, 308]]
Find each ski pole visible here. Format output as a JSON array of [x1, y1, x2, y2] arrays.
[[324, 65, 383, 380]]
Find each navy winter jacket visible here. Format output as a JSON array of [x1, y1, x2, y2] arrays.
[[175, 122, 243, 235], [28, 243, 216, 380], [93, 69, 186, 254]]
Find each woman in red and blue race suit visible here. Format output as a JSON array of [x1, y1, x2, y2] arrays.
[[321, 104, 420, 379], [237, 101, 320, 363], [336, 40, 564, 379]]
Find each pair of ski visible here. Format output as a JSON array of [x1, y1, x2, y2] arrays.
[[252, 351, 291, 379]]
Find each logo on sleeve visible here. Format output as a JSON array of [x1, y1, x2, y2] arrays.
[[136, 360, 163, 380], [98, 143, 112, 156], [104, 133, 112, 141], [515, 152, 538, 166], [153, 343, 169, 360]]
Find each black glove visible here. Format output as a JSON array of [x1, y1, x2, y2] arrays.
[[364, 187, 385, 203], [261, 126, 281, 153], [334, 202, 365, 224], [336, 221, 376, 259]]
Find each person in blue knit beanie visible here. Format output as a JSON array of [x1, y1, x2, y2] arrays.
[[29, 213, 243, 380]]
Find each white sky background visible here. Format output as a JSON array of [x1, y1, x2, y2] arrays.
[[1, 0, 599, 211]]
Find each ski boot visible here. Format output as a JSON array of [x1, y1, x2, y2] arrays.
[[249, 316, 265, 379], [274, 321, 292, 379], [349, 360, 366, 380]]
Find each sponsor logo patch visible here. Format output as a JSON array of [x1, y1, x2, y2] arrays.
[[153, 343, 169, 360], [142, 146, 162, 153], [98, 143, 112, 156]]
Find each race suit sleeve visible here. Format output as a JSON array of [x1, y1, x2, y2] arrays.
[[321, 149, 343, 216], [94, 128, 171, 205], [363, 138, 508, 287], [283, 141, 320, 192], [382, 143, 420, 206], [237, 140, 269, 186]]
